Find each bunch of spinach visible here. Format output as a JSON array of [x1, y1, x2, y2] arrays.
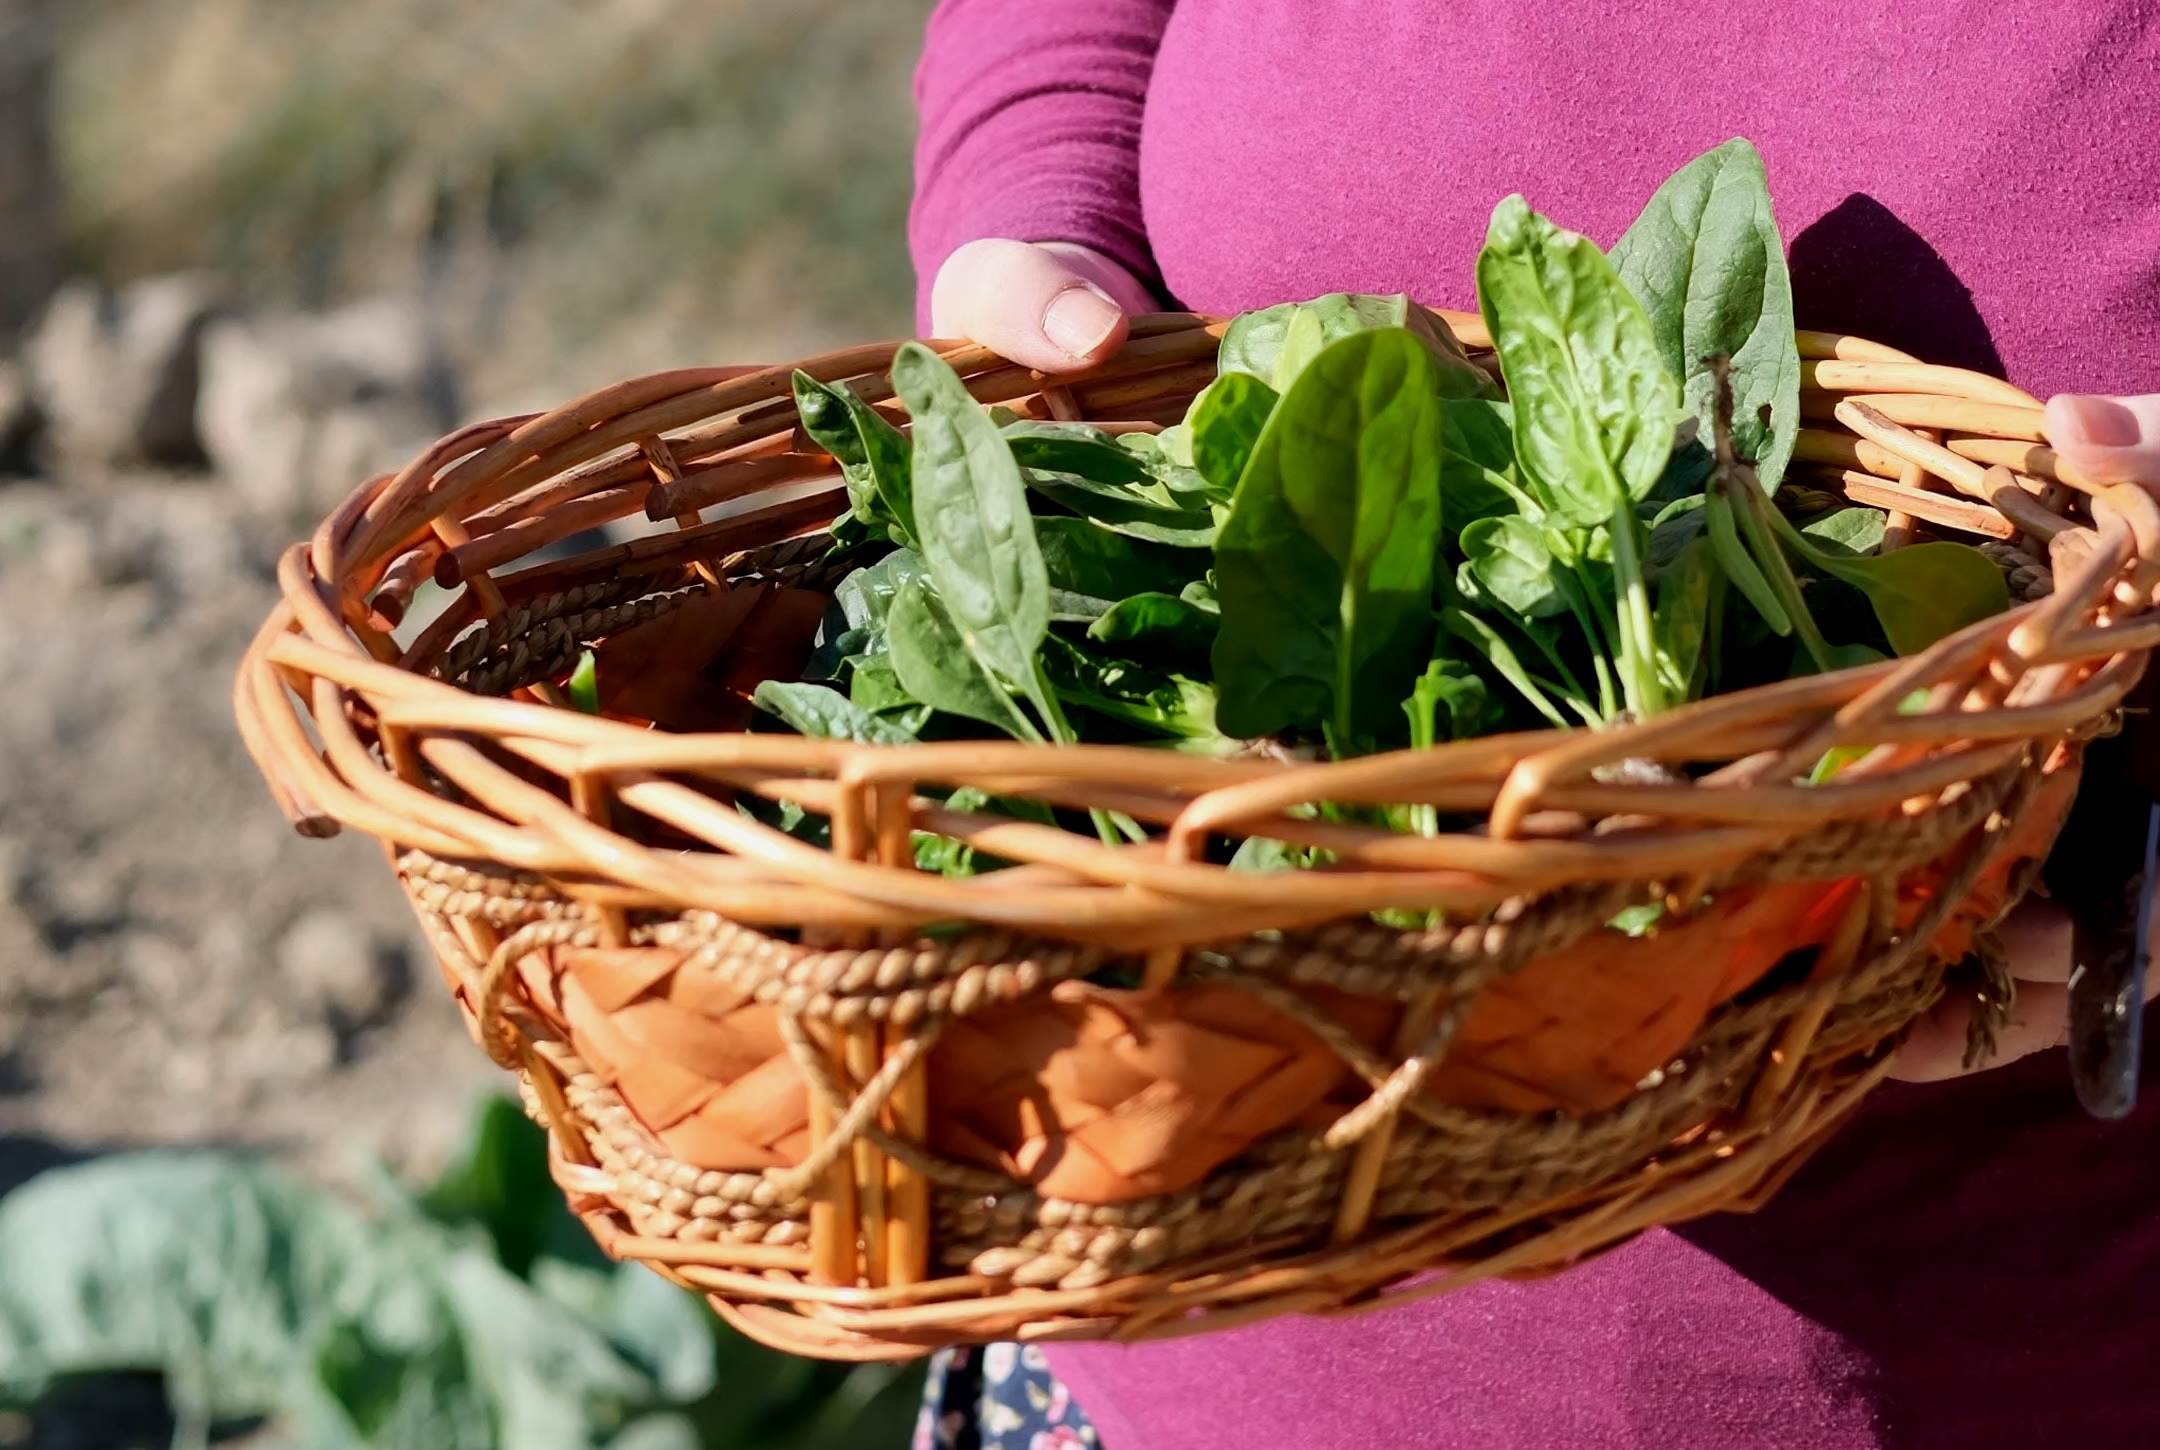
[[752, 139, 2010, 864]]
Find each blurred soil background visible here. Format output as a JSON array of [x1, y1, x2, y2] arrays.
[[0, 0, 934, 1442]]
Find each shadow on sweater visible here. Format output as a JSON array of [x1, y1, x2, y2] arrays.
[[1789, 194, 2006, 379]]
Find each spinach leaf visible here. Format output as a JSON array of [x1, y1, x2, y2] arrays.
[[847, 653, 930, 725], [1402, 649, 1497, 835], [1041, 634, 1222, 741], [1025, 480, 1218, 547], [1451, 563, 1605, 721], [1611, 137, 1802, 492], [1004, 420, 1154, 487], [1406, 653, 1496, 748], [1652, 533, 1719, 700], [1088, 591, 1220, 658], [912, 787, 1058, 878], [831, 547, 925, 635], [886, 573, 1041, 740], [793, 370, 916, 543], [1217, 302, 1300, 384], [1035, 515, 1206, 621], [1460, 515, 1569, 619], [753, 681, 919, 745], [1118, 428, 1211, 496], [567, 650, 599, 714], [1478, 195, 1681, 718], [1800, 506, 1887, 557], [1228, 835, 1329, 873], [1705, 479, 1791, 635], [1780, 528, 2009, 655], [1646, 496, 1708, 572], [1212, 329, 1445, 747], [1478, 195, 1681, 528], [1649, 433, 1717, 503], [890, 342, 1058, 725], [1188, 371, 1279, 496], [806, 546, 924, 680], [1438, 397, 1531, 545], [1438, 605, 1576, 730], [1221, 293, 1494, 399]]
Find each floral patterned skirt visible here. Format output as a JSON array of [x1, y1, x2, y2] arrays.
[[913, 1343, 1104, 1450]]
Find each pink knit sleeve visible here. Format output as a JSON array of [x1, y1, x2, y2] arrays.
[[909, 0, 1175, 331]]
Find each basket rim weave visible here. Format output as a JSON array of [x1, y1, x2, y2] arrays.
[[237, 311, 2160, 950]]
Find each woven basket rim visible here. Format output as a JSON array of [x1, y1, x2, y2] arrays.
[[238, 310, 2160, 951]]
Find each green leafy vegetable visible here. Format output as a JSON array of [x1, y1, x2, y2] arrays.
[[1477, 198, 1682, 528], [1437, 398, 1530, 545], [793, 371, 915, 544], [1022, 473, 1219, 547], [1188, 371, 1280, 495], [1034, 515, 1205, 621], [1003, 421, 1155, 487], [1088, 591, 1220, 658], [1041, 635, 1222, 741], [1652, 534, 1720, 699], [1611, 138, 1803, 493], [1212, 329, 1445, 748], [892, 344, 1053, 701], [1782, 530, 2009, 656], [567, 650, 600, 715], [753, 681, 918, 744], [1476, 193, 1682, 718], [1219, 293, 1493, 400], [1440, 605, 1578, 730], [1801, 506, 1889, 557], [886, 574, 1041, 741], [1461, 515, 1569, 619]]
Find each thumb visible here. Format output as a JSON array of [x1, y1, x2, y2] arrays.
[[2044, 393, 2160, 486], [930, 238, 1144, 374]]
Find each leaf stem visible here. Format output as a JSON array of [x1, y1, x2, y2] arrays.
[[1606, 501, 1668, 718], [1707, 353, 1832, 672]]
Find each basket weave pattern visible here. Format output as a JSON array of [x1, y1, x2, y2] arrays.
[[239, 311, 2159, 1358]]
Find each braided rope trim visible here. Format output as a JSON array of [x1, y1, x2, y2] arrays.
[[392, 751, 2028, 1025], [507, 930, 1945, 1291]]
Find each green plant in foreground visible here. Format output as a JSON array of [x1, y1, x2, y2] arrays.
[[0, 1101, 921, 1450]]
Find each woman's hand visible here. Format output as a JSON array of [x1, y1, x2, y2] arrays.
[[1891, 391, 2160, 1083], [929, 239, 1158, 374], [2044, 393, 2160, 483]]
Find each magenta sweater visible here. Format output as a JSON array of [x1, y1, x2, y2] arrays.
[[910, 4, 2160, 1448]]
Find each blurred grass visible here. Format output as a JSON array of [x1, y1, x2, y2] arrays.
[[51, 0, 936, 407]]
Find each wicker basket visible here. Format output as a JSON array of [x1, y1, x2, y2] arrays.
[[238, 309, 2160, 1360]]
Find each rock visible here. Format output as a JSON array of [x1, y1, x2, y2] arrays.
[[25, 274, 221, 468], [198, 296, 456, 521], [0, 0, 58, 342], [118, 929, 195, 1013], [276, 905, 407, 1030]]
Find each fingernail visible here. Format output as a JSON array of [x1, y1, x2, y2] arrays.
[[2054, 394, 2145, 449], [1043, 285, 1122, 359]]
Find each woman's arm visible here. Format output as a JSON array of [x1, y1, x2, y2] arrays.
[[911, 0, 1174, 369]]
